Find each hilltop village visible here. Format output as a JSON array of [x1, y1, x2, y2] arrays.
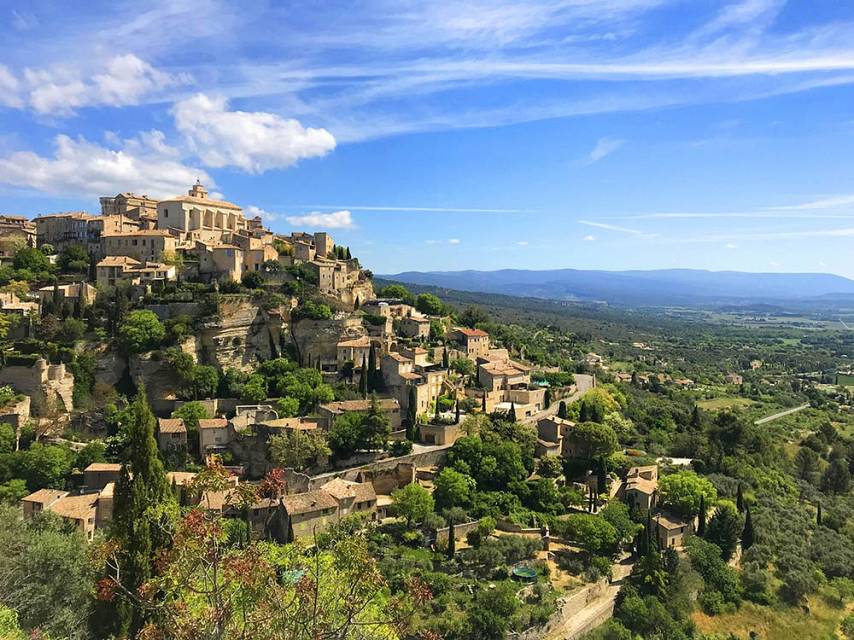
[[3, 185, 854, 639]]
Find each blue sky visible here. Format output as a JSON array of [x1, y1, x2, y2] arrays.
[[2, 1, 854, 277]]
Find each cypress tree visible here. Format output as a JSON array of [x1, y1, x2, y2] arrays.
[[112, 386, 174, 635], [354, 297, 360, 310], [481, 391, 487, 413], [817, 501, 823, 526], [557, 400, 568, 419], [447, 519, 456, 558], [736, 484, 745, 512], [697, 494, 707, 536], [691, 405, 701, 430], [742, 505, 755, 551], [647, 512, 658, 555], [345, 246, 351, 260], [579, 400, 589, 422], [407, 386, 418, 440], [508, 402, 517, 422], [544, 387, 552, 409], [359, 355, 368, 398], [455, 398, 460, 424], [631, 371, 639, 387], [442, 347, 449, 369], [367, 343, 377, 392], [434, 397, 441, 422]]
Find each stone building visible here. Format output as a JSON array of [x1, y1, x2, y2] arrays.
[[96, 255, 175, 287], [0, 357, 75, 416], [157, 417, 188, 453], [35, 211, 101, 253], [317, 398, 402, 431], [0, 215, 36, 256], [36, 282, 97, 310], [101, 229, 177, 263], [157, 181, 247, 245], [100, 192, 159, 223], [449, 327, 490, 359]]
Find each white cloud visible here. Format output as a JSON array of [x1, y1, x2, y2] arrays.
[[771, 194, 854, 210], [583, 234, 596, 241], [0, 133, 210, 198], [725, 242, 738, 249], [586, 137, 625, 164], [23, 54, 186, 115], [0, 65, 23, 108], [448, 238, 461, 245], [245, 205, 278, 222], [516, 240, 529, 246], [285, 210, 354, 229], [172, 93, 336, 173]]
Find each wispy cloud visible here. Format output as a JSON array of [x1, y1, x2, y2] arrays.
[[586, 137, 625, 164], [285, 210, 354, 229], [583, 234, 596, 242], [298, 204, 535, 214], [578, 220, 659, 237], [769, 194, 854, 210]]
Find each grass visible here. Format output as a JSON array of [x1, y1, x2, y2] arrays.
[[692, 593, 849, 640], [697, 396, 755, 411]]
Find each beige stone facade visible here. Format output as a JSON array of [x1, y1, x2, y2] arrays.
[[101, 230, 176, 262], [96, 255, 175, 287], [157, 182, 246, 244]]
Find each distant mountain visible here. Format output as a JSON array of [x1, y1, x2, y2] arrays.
[[379, 268, 854, 306]]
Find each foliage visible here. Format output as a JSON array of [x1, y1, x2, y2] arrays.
[[555, 513, 618, 555], [705, 500, 743, 560], [268, 429, 330, 471], [659, 470, 718, 518], [118, 309, 165, 353], [391, 483, 435, 526], [172, 401, 212, 433], [415, 293, 445, 316], [433, 467, 476, 511]]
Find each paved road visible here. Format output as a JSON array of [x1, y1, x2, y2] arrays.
[[754, 402, 810, 425], [523, 374, 595, 425]]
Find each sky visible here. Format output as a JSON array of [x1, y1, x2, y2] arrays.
[[2, 1, 854, 277]]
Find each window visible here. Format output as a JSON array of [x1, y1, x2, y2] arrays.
[[164, 209, 169, 217]]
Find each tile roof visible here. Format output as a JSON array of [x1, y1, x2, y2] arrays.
[[455, 327, 488, 337], [337, 336, 372, 348], [626, 477, 657, 495], [282, 489, 338, 515], [21, 489, 68, 505], [656, 512, 690, 530], [97, 256, 142, 267], [158, 418, 187, 433], [85, 463, 121, 472], [198, 418, 229, 429], [320, 399, 400, 414], [50, 494, 98, 521], [262, 417, 318, 430]]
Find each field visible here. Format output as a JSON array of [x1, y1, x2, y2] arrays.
[[697, 397, 756, 411], [837, 373, 854, 387], [692, 593, 849, 640]]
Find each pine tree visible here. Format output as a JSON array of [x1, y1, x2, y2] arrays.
[[691, 405, 701, 430], [455, 398, 460, 424], [557, 400, 568, 419], [407, 385, 418, 439], [817, 501, 823, 526], [508, 402, 517, 422], [697, 494, 707, 537], [544, 388, 552, 409], [736, 484, 745, 512], [359, 355, 368, 398], [112, 386, 175, 635], [367, 343, 377, 392], [742, 505, 755, 551]]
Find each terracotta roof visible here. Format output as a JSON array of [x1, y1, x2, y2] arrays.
[[97, 256, 142, 267], [21, 489, 68, 505], [282, 489, 338, 515], [656, 513, 690, 530], [386, 352, 411, 363], [626, 477, 657, 495], [198, 418, 229, 429], [337, 336, 372, 348], [399, 372, 422, 381], [262, 417, 318, 430], [85, 463, 121, 472], [479, 360, 528, 376], [50, 494, 98, 521], [321, 477, 358, 500], [158, 418, 187, 434], [162, 194, 242, 211], [455, 327, 488, 337], [320, 399, 400, 414], [35, 211, 96, 220], [627, 465, 658, 478]]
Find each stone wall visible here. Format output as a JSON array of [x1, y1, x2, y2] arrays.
[[291, 315, 364, 366], [0, 359, 74, 417], [434, 520, 480, 545], [200, 296, 284, 372], [0, 396, 30, 429]]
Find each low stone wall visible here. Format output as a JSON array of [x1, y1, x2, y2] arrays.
[[516, 578, 610, 640], [496, 519, 542, 534], [0, 396, 30, 429], [435, 520, 479, 545]]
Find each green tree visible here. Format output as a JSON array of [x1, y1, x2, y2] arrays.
[[705, 500, 743, 561], [391, 483, 434, 527], [328, 412, 363, 459], [659, 470, 717, 518], [443, 506, 467, 559], [358, 355, 368, 398], [557, 400, 568, 419], [415, 293, 444, 316], [269, 429, 330, 471], [742, 505, 755, 551], [240, 374, 268, 403], [191, 365, 219, 400], [601, 501, 642, 546], [57, 244, 89, 273], [571, 421, 619, 459], [558, 513, 618, 556], [275, 396, 300, 418], [822, 457, 851, 494], [111, 387, 176, 635], [794, 446, 820, 480], [467, 582, 518, 640], [538, 455, 562, 478], [406, 385, 418, 438], [449, 357, 475, 376], [241, 270, 264, 289], [118, 309, 165, 353], [433, 467, 476, 510], [172, 401, 211, 434], [12, 247, 51, 272], [377, 284, 414, 304], [17, 443, 75, 491]]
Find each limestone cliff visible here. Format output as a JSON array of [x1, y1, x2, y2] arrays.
[[290, 314, 365, 365]]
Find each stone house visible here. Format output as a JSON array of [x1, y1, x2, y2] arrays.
[[449, 327, 490, 359], [399, 316, 431, 339], [317, 398, 402, 431], [34, 211, 100, 252], [157, 181, 247, 245], [281, 489, 340, 541], [418, 421, 462, 446], [0, 357, 75, 416], [191, 241, 244, 282], [198, 417, 234, 453], [96, 255, 175, 287], [84, 463, 122, 491], [0, 291, 39, 317], [477, 358, 530, 392], [536, 416, 577, 457], [100, 192, 159, 223], [624, 465, 659, 512], [21, 489, 102, 541], [36, 282, 97, 309], [101, 229, 177, 263], [0, 215, 36, 255], [157, 417, 188, 453], [655, 512, 694, 549], [725, 373, 743, 385], [336, 335, 372, 369]]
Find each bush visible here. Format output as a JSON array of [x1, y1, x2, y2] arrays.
[[118, 310, 165, 353], [389, 439, 413, 456]]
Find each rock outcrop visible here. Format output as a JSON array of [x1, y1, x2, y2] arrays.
[[199, 295, 286, 372]]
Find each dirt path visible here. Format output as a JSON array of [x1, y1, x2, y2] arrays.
[[754, 402, 810, 425], [523, 374, 595, 425]]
